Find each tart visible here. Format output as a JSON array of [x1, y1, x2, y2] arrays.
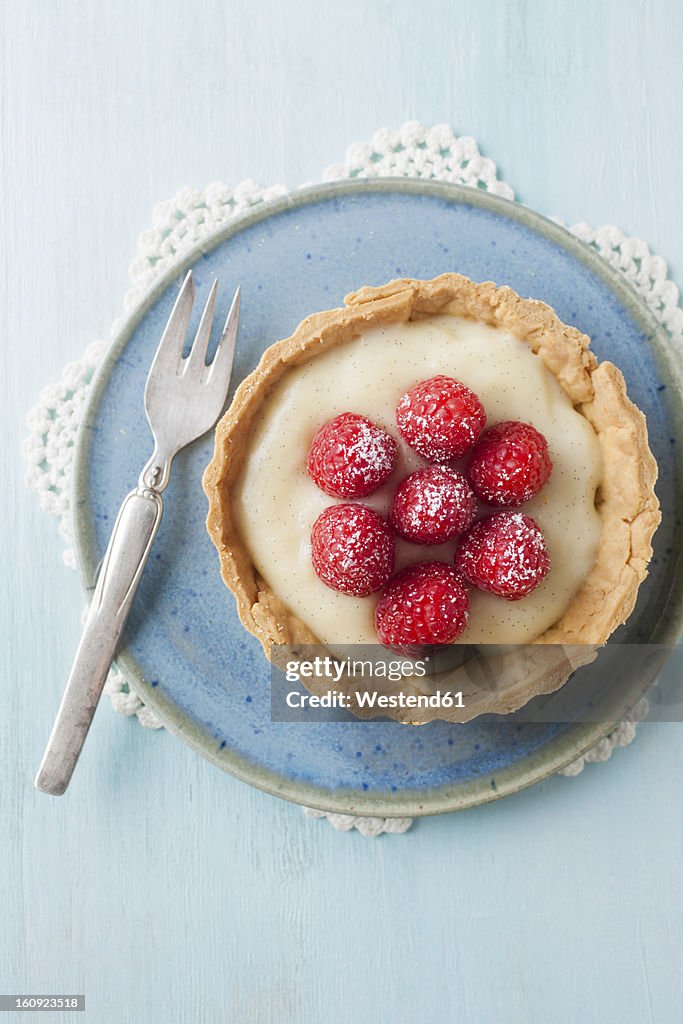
[[202, 274, 661, 723]]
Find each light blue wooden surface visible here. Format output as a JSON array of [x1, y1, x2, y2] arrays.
[[3, 1, 682, 1021]]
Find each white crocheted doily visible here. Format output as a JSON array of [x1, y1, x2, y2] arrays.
[[23, 122, 683, 836]]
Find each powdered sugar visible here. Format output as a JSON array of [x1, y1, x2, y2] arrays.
[[308, 381, 557, 640], [455, 512, 550, 600], [390, 466, 477, 545], [311, 504, 394, 596], [308, 412, 397, 498], [396, 376, 487, 462], [346, 418, 395, 474]]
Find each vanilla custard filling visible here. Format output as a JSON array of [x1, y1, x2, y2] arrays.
[[234, 316, 603, 645]]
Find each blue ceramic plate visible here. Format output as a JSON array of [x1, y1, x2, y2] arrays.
[[73, 180, 683, 817]]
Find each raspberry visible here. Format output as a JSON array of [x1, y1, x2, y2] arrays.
[[390, 466, 477, 545], [396, 375, 486, 462], [454, 512, 550, 601], [311, 504, 394, 597], [307, 413, 397, 498], [375, 561, 469, 654], [467, 420, 553, 507]]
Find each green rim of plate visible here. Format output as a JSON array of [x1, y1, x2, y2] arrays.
[[72, 178, 683, 818]]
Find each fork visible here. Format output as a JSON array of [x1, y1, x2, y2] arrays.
[[35, 270, 240, 796]]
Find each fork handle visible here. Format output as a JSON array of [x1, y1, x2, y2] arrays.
[[35, 487, 163, 795]]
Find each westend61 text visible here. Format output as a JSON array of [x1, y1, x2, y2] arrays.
[[285, 690, 465, 710]]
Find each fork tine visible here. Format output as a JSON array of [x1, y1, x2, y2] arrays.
[[185, 278, 218, 374], [149, 270, 195, 375], [205, 286, 240, 386]]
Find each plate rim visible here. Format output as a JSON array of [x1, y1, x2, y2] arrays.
[[72, 177, 683, 817]]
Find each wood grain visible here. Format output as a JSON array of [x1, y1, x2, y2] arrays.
[[2, 0, 682, 1020]]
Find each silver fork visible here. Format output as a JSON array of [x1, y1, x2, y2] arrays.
[[35, 270, 240, 796]]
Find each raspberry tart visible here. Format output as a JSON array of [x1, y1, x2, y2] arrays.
[[202, 274, 660, 722]]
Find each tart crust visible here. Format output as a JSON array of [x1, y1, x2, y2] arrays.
[[202, 275, 661, 723]]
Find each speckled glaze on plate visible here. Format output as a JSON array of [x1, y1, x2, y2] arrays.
[[73, 180, 683, 817]]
